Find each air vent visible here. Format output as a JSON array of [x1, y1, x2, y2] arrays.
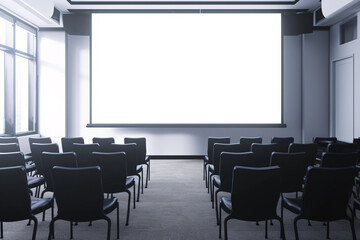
[[340, 16, 357, 44]]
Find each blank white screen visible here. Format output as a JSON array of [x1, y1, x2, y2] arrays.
[[91, 13, 282, 125]]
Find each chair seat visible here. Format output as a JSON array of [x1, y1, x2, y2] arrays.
[[27, 176, 45, 189], [31, 197, 53, 215], [282, 197, 302, 214], [145, 155, 150, 163], [213, 175, 221, 188], [220, 197, 232, 214], [103, 197, 118, 215], [208, 164, 214, 173], [126, 177, 135, 188], [25, 163, 36, 172], [136, 165, 143, 173], [204, 156, 209, 163]]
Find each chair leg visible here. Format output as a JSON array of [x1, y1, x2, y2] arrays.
[[348, 217, 357, 240], [148, 159, 150, 181], [211, 175, 215, 208], [265, 220, 268, 239], [104, 216, 111, 240], [224, 216, 230, 240], [48, 216, 59, 240], [30, 216, 38, 240], [294, 216, 301, 240], [133, 184, 136, 209], [141, 169, 144, 194], [88, 221, 92, 226], [219, 203, 222, 239], [117, 203, 119, 239], [42, 211, 46, 221], [215, 189, 220, 225], [136, 174, 141, 202], [70, 222, 73, 239], [326, 221, 329, 239], [126, 190, 131, 226], [274, 216, 285, 239], [145, 163, 149, 188], [1, 221, 3, 238], [203, 161, 205, 180]]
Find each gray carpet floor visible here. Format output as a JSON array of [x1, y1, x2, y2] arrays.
[[3, 160, 360, 239]]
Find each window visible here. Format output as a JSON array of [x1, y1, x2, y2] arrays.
[[0, 10, 37, 136]]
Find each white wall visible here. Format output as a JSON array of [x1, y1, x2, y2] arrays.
[[65, 32, 329, 155], [330, 13, 360, 141], [38, 31, 66, 146]]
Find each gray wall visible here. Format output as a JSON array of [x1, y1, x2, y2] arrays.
[[62, 31, 329, 155]]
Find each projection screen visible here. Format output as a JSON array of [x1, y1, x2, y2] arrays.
[[91, 13, 282, 126]]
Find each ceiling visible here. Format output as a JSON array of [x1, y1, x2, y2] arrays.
[[54, 0, 321, 12]]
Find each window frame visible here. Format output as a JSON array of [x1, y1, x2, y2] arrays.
[[0, 8, 38, 137]]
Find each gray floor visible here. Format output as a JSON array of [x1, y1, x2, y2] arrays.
[[3, 160, 360, 239]]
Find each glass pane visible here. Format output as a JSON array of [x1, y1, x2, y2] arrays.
[[0, 15, 13, 47], [15, 24, 35, 55], [0, 51, 4, 134], [15, 56, 29, 133]]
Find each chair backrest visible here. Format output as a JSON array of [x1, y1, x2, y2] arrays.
[[313, 137, 337, 158], [251, 143, 278, 167], [31, 143, 59, 175], [271, 137, 294, 152], [0, 143, 20, 153], [219, 152, 255, 192], [124, 137, 147, 165], [207, 137, 230, 164], [301, 167, 356, 221], [288, 143, 317, 166], [327, 143, 359, 153], [52, 166, 105, 222], [239, 137, 262, 152], [320, 152, 359, 168], [231, 166, 280, 221], [0, 152, 25, 167], [105, 143, 138, 176], [42, 152, 78, 192], [72, 143, 100, 167], [0, 137, 19, 144], [0, 166, 31, 221], [61, 137, 84, 152], [270, 152, 308, 193], [92, 137, 115, 148], [29, 137, 52, 153], [92, 152, 127, 194], [213, 143, 248, 175]]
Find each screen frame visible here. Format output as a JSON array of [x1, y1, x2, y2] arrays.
[[88, 10, 286, 128]]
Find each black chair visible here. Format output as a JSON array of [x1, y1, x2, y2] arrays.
[[49, 166, 119, 240], [93, 137, 115, 148], [124, 137, 150, 188], [0, 152, 45, 198], [219, 166, 284, 240], [327, 143, 359, 153], [271, 137, 294, 152], [31, 143, 59, 176], [288, 143, 317, 167], [313, 137, 337, 160], [0, 143, 36, 173], [205, 137, 231, 191], [270, 152, 308, 199], [61, 137, 84, 152], [28, 137, 52, 167], [72, 143, 100, 167], [239, 137, 262, 151], [41, 152, 78, 198], [0, 137, 18, 144], [282, 166, 356, 240], [251, 143, 278, 167], [93, 152, 136, 226], [213, 152, 255, 225], [210, 143, 247, 208], [320, 152, 359, 168], [105, 143, 143, 202], [0, 166, 53, 240]]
